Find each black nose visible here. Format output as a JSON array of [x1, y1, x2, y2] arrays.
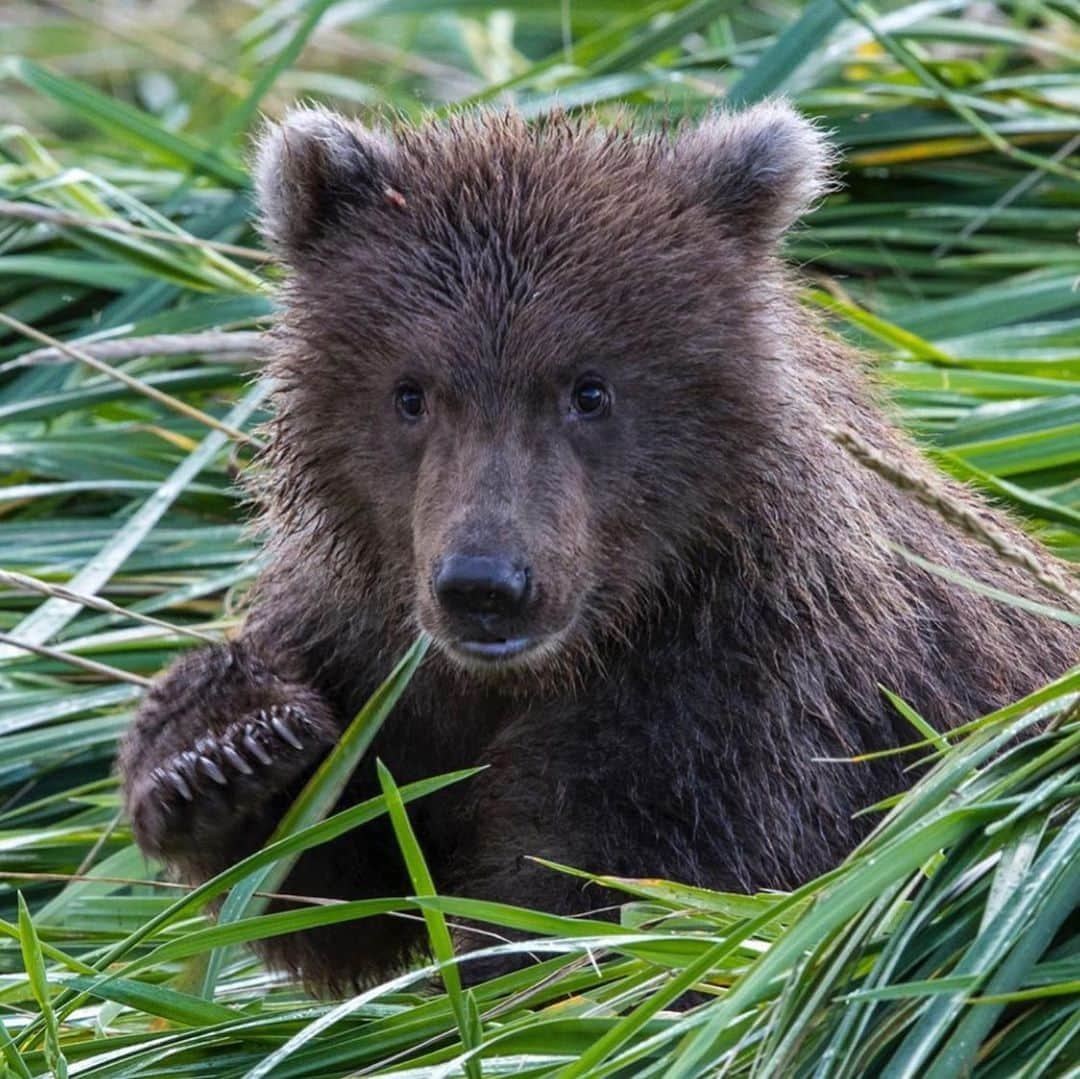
[[434, 555, 530, 621]]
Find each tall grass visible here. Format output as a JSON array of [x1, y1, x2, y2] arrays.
[[0, 1, 1077, 1075]]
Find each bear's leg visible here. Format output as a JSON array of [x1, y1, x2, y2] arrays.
[[119, 640, 424, 991], [431, 721, 630, 986]]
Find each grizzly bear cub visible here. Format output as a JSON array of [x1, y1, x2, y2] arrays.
[[119, 103, 1076, 992]]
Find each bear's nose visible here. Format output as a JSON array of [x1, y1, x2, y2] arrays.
[[434, 555, 530, 622]]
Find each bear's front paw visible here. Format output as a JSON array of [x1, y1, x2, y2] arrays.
[[128, 700, 335, 865], [120, 643, 338, 868]]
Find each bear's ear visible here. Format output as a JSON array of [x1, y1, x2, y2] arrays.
[[677, 100, 835, 241], [253, 106, 397, 258]]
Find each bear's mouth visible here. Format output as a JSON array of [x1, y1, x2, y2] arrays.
[[451, 636, 536, 663]]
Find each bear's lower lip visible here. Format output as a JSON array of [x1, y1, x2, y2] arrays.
[[453, 637, 535, 661]]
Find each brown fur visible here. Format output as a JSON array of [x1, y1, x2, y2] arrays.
[[119, 104, 1077, 993]]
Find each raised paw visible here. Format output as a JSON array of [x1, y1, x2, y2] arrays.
[[128, 701, 335, 867], [119, 643, 338, 869]]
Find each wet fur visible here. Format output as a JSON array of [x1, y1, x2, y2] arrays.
[[119, 105, 1077, 993]]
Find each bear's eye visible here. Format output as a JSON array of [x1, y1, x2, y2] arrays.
[[572, 377, 611, 418], [395, 381, 426, 420]]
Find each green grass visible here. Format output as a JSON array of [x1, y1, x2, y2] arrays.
[[0, 1, 1077, 1075]]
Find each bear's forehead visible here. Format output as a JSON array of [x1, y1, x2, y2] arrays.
[[321, 196, 713, 384], [317, 125, 716, 330], [288, 120, 741, 385]]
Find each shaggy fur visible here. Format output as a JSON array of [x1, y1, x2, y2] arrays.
[[119, 103, 1077, 993]]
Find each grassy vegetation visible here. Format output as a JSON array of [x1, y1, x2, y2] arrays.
[[0, 1, 1077, 1075]]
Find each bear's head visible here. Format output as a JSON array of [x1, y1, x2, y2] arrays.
[[254, 103, 833, 678]]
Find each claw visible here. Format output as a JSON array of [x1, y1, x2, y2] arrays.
[[177, 750, 200, 777], [160, 767, 193, 801], [198, 755, 228, 786], [270, 711, 304, 749], [222, 743, 254, 775], [285, 704, 314, 730], [243, 725, 273, 765]]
